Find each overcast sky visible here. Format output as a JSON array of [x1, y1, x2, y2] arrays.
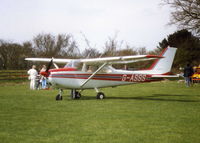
[[0, 0, 177, 51]]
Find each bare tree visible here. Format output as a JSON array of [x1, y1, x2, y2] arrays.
[[103, 34, 123, 57], [33, 33, 80, 58], [0, 40, 9, 69], [163, 0, 200, 36], [0, 40, 33, 69], [82, 48, 101, 58], [80, 32, 100, 58], [137, 47, 147, 55], [117, 45, 138, 56]]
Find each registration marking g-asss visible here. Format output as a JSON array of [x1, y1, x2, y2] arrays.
[[121, 74, 147, 82]]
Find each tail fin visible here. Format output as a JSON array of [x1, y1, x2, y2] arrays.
[[146, 46, 177, 74]]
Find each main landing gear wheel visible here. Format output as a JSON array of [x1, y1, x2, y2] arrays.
[[96, 92, 105, 99], [56, 94, 63, 100], [71, 90, 81, 99]]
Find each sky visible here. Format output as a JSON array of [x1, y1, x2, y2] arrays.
[[0, 0, 177, 51]]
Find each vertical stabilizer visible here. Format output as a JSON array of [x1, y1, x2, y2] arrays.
[[145, 47, 177, 74]]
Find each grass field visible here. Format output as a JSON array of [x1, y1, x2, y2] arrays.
[[0, 81, 200, 143]]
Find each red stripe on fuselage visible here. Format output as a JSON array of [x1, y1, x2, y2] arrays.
[[49, 73, 160, 82], [49, 68, 77, 72]]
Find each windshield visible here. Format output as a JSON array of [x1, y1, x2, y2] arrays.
[[64, 60, 82, 70]]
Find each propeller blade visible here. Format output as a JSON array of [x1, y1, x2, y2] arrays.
[[46, 58, 53, 72]]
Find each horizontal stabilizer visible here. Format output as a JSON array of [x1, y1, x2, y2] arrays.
[[151, 74, 180, 78]]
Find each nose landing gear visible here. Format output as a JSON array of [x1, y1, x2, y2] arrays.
[[56, 89, 63, 100]]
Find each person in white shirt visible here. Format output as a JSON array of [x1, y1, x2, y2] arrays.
[[27, 65, 38, 90]]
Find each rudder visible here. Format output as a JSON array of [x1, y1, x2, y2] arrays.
[[147, 46, 177, 74]]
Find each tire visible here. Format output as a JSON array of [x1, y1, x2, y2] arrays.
[[76, 92, 81, 99], [97, 92, 105, 99], [56, 94, 62, 100], [72, 92, 81, 99]]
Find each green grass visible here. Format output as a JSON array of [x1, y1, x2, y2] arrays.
[[0, 81, 200, 143]]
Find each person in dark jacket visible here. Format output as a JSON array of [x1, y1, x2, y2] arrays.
[[183, 63, 194, 87]]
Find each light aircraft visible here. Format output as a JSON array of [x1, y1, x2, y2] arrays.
[[25, 46, 178, 100]]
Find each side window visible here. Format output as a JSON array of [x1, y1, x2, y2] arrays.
[[86, 65, 97, 72], [85, 65, 113, 73], [75, 62, 83, 71], [87, 66, 93, 72], [100, 67, 112, 73]]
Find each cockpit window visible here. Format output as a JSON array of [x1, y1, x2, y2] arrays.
[[64, 61, 114, 73]]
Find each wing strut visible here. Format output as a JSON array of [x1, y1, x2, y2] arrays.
[[80, 63, 107, 88]]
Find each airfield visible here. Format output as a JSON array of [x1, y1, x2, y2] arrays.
[[0, 81, 200, 143]]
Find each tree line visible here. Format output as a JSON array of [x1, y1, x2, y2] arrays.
[[0, 33, 147, 70], [0, 29, 200, 71]]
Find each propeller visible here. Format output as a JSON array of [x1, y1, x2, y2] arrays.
[[40, 58, 53, 77], [46, 58, 54, 73]]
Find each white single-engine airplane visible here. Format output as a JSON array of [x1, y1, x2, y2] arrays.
[[25, 47, 177, 100]]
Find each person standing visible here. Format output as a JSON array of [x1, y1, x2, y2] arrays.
[[183, 63, 194, 87], [27, 65, 38, 90], [40, 65, 47, 89]]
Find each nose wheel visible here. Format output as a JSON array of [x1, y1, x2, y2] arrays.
[[56, 94, 63, 100], [56, 89, 63, 100]]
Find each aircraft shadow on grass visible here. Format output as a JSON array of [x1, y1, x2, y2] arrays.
[[79, 94, 199, 103]]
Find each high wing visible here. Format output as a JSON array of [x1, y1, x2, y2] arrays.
[[25, 58, 71, 63], [80, 55, 162, 65], [25, 55, 163, 64], [111, 58, 159, 64]]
